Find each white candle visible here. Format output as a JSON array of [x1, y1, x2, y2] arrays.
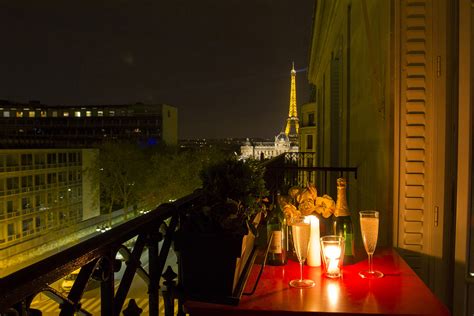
[[305, 215, 321, 266], [324, 245, 341, 275]]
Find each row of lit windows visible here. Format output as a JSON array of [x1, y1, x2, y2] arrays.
[[0, 186, 82, 214], [0, 109, 117, 118], [0, 205, 82, 244], [0, 152, 82, 167], [0, 171, 82, 192]]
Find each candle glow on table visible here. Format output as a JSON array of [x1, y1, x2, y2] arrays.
[[305, 215, 321, 266], [320, 235, 345, 278], [324, 245, 341, 274]]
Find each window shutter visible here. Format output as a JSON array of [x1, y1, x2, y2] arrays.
[[396, 0, 433, 282]]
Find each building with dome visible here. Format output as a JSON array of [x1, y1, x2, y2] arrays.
[[240, 132, 298, 160], [240, 64, 300, 160]]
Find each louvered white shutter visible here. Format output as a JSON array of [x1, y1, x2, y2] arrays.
[[396, 0, 433, 282]]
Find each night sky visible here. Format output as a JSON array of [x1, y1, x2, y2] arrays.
[[0, 1, 314, 139]]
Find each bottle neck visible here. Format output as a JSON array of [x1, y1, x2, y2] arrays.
[[334, 185, 350, 217]]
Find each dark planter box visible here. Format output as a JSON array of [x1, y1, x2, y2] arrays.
[[175, 214, 261, 304]]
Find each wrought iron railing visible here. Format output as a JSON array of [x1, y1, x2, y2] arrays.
[[0, 153, 357, 316], [263, 152, 358, 197], [0, 191, 202, 316]]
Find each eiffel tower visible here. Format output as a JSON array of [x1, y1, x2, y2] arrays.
[[285, 62, 299, 144]]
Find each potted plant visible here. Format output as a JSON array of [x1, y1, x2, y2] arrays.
[[175, 157, 269, 303]]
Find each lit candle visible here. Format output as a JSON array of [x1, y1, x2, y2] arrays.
[[324, 245, 341, 275], [305, 215, 321, 266]]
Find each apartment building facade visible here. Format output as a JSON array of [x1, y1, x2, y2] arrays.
[[0, 149, 98, 253]]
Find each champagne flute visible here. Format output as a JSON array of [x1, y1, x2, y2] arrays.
[[359, 210, 384, 278], [289, 216, 315, 288]]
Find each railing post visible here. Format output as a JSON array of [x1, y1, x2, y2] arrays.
[[161, 266, 178, 316], [147, 231, 162, 316], [99, 256, 115, 316], [122, 299, 142, 316]]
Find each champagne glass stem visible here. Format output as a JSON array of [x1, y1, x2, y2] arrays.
[[299, 261, 303, 281], [368, 253, 373, 274]]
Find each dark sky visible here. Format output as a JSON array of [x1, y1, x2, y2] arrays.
[[0, 0, 315, 139]]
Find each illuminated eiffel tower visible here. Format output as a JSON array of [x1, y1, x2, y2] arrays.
[[285, 62, 299, 144]]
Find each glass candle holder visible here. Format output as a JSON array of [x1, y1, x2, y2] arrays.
[[320, 235, 345, 278]]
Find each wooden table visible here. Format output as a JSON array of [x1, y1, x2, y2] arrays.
[[184, 248, 450, 315]]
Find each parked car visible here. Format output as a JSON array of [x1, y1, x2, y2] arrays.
[[61, 268, 100, 292], [61, 269, 80, 292]]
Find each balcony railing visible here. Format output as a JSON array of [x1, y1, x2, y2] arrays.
[[0, 153, 357, 316]]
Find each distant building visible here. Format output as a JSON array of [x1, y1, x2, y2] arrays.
[[0, 148, 99, 254], [179, 138, 244, 154], [240, 133, 298, 160], [0, 101, 178, 148], [240, 63, 300, 160], [0, 100, 177, 268]]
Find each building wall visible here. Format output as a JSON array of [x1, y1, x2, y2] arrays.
[[299, 102, 317, 185], [299, 102, 317, 153], [309, 0, 392, 243], [308, 0, 459, 307], [161, 104, 178, 146], [0, 148, 99, 251], [82, 149, 100, 220]]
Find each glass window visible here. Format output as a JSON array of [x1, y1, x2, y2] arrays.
[[86, 111, 92, 117], [21, 175, 33, 188], [16, 111, 23, 118], [52, 111, 58, 117], [29, 111, 35, 118], [58, 171, 67, 183], [22, 197, 31, 210], [69, 152, 77, 163], [40, 111, 47, 117], [308, 113, 315, 126], [7, 200, 16, 213], [3, 111, 10, 117], [47, 153, 57, 165], [34, 153, 46, 165], [306, 135, 314, 150], [63, 112, 69, 117], [22, 218, 33, 234], [109, 110, 115, 116], [47, 173, 57, 184], [35, 174, 45, 186], [7, 223, 15, 237], [21, 154, 33, 166], [98, 110, 103, 117], [74, 111, 81, 117], [58, 153, 67, 164], [6, 155, 19, 167], [6, 177, 19, 190]]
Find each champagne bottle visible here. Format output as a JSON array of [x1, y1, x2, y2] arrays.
[[266, 193, 288, 265], [333, 178, 355, 264]]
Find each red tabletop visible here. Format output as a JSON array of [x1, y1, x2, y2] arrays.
[[184, 248, 451, 315]]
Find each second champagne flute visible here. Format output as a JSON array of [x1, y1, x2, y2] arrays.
[[289, 216, 315, 288], [359, 210, 384, 279]]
